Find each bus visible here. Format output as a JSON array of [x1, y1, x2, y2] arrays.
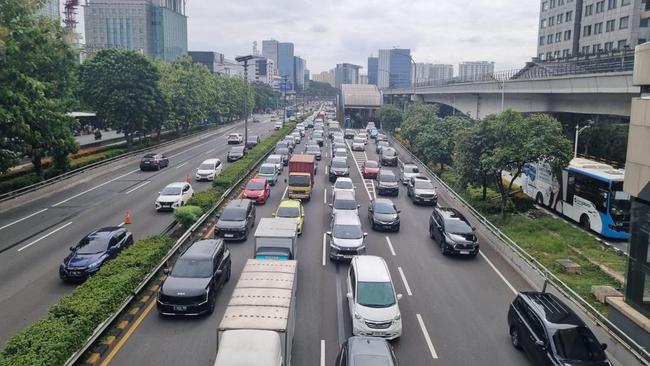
[[515, 158, 630, 240]]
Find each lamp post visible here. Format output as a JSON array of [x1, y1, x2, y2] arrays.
[[574, 120, 594, 158], [281, 75, 288, 126], [235, 55, 255, 144]]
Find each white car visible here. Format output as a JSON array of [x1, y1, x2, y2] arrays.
[[347, 256, 402, 340], [155, 182, 194, 211], [358, 132, 368, 144], [291, 132, 301, 144], [274, 121, 283, 130], [332, 177, 356, 196], [334, 148, 348, 158], [265, 154, 284, 173], [329, 190, 359, 217], [351, 137, 365, 151], [227, 133, 243, 144], [195, 159, 223, 181]]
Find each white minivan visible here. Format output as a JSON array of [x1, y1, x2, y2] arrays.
[[347, 256, 402, 340], [195, 159, 223, 181]]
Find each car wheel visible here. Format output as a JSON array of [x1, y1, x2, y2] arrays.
[[225, 266, 231, 282], [510, 326, 522, 350], [440, 241, 448, 256], [535, 193, 544, 206], [429, 226, 435, 239], [207, 293, 216, 314]]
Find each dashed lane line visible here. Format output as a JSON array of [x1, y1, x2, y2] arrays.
[[385, 236, 396, 256], [0, 208, 48, 231], [397, 266, 413, 296], [416, 314, 440, 360], [17, 221, 73, 252]]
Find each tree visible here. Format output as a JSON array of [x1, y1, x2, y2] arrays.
[[252, 82, 279, 113], [400, 104, 439, 144], [412, 115, 471, 173], [454, 124, 492, 200], [376, 104, 402, 132], [303, 80, 337, 97], [79, 49, 164, 150]]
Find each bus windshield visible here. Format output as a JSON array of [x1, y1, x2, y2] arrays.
[[609, 182, 630, 213]]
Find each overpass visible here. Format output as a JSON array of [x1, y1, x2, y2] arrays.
[[384, 55, 640, 119]]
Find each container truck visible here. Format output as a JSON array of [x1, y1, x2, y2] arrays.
[[287, 154, 315, 200]]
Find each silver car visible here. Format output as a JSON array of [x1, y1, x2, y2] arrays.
[[328, 211, 367, 261], [400, 163, 420, 184], [265, 155, 284, 173], [329, 190, 360, 217], [258, 163, 279, 186]]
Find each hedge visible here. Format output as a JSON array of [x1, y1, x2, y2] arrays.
[[0, 236, 175, 366], [174, 205, 204, 228]]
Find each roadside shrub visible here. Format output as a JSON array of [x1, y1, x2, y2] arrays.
[[187, 189, 221, 212], [174, 205, 204, 228], [0, 174, 42, 194]]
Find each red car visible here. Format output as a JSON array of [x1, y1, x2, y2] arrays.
[[241, 177, 270, 204], [362, 160, 381, 179]]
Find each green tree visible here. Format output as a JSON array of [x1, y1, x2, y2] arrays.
[[252, 82, 280, 112], [412, 115, 471, 173], [400, 104, 439, 144], [304, 80, 338, 97], [454, 124, 492, 200], [377, 104, 403, 132], [79, 49, 164, 150]]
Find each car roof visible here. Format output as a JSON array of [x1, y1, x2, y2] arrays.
[[374, 198, 394, 206], [379, 169, 396, 177], [201, 159, 220, 164], [165, 182, 187, 189], [353, 256, 391, 282], [519, 292, 584, 327], [435, 206, 467, 222], [248, 177, 266, 184], [278, 199, 301, 208], [231, 146, 245, 150], [332, 157, 347, 163], [347, 336, 392, 362], [225, 199, 252, 210], [267, 154, 281, 159], [333, 211, 361, 225], [413, 175, 431, 182], [335, 177, 353, 185], [334, 190, 356, 200], [181, 239, 221, 260]]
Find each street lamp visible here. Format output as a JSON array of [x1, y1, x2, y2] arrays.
[[574, 120, 594, 158], [235, 55, 255, 144]]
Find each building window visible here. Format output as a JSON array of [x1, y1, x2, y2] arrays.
[[539, 53, 545, 60], [566, 10, 573, 21], [557, 13, 563, 24], [593, 43, 602, 53], [583, 24, 592, 36], [618, 40, 628, 49], [596, 1, 605, 13], [549, 16, 555, 26], [559, 0, 565, 4], [620, 16, 629, 29], [548, 34, 554, 44], [546, 51, 553, 59], [582, 45, 591, 54], [606, 19, 616, 32], [608, 0, 617, 10], [540, 36, 546, 45], [556, 32, 562, 42], [585, 4, 594, 16], [624, 198, 650, 317], [562, 49, 570, 57], [542, 1, 549, 11], [550, 0, 556, 8], [594, 22, 603, 34], [604, 41, 614, 51], [621, 0, 630, 5], [554, 50, 561, 58], [564, 30, 572, 40], [541, 18, 547, 28]]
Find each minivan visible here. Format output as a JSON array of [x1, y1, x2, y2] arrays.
[[329, 190, 360, 217], [214, 199, 256, 241], [328, 211, 367, 261]]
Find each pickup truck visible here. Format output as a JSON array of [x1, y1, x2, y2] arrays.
[[254, 217, 298, 260], [287, 154, 315, 201]]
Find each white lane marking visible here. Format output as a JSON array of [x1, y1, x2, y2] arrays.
[[125, 180, 151, 194], [346, 143, 373, 201], [204, 147, 216, 155], [479, 251, 518, 294], [282, 186, 288, 199], [325, 165, 329, 176], [0, 208, 48, 231], [52, 169, 139, 207], [385, 236, 396, 256], [322, 232, 327, 266], [320, 339, 326, 366], [167, 137, 218, 158], [174, 161, 189, 169], [416, 314, 439, 360], [17, 221, 73, 252], [323, 189, 327, 205], [397, 266, 413, 296]]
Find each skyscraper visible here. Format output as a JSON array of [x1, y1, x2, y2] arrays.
[[377, 49, 390, 89], [458, 61, 494, 81], [414, 63, 454, 82], [84, 0, 187, 62], [293, 56, 306, 91], [262, 40, 279, 64], [37, 0, 60, 19], [277, 42, 295, 91], [335, 63, 362, 88], [389, 49, 412, 88], [367, 56, 378, 85]]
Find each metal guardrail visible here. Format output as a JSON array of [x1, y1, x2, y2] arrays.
[[388, 134, 650, 364], [63, 120, 299, 366]]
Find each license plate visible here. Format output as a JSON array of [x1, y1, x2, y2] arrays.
[[374, 332, 386, 337], [173, 305, 187, 312], [69, 271, 82, 276], [224, 234, 234, 238], [460, 250, 470, 255]]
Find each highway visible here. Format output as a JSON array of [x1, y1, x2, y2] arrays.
[[103, 126, 535, 366], [0, 115, 278, 346]]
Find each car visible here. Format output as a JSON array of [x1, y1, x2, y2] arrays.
[[328, 211, 367, 261], [313, 131, 324, 146], [429, 206, 479, 256], [273, 199, 305, 235], [407, 176, 438, 205], [257, 163, 279, 185], [265, 155, 284, 173], [332, 142, 346, 154], [329, 157, 350, 182], [156, 239, 231, 315], [376, 133, 388, 142], [227, 146, 247, 162], [304, 144, 322, 160], [399, 163, 420, 184], [368, 198, 400, 232], [507, 292, 610, 366], [376, 140, 390, 154], [380, 147, 398, 166], [214, 199, 256, 241], [376, 170, 399, 196], [296, 126, 305, 137], [155, 182, 194, 211], [330, 190, 360, 217], [59, 227, 133, 281], [245, 135, 260, 148], [275, 147, 290, 165], [227, 133, 243, 144], [344, 129, 356, 139], [335, 336, 398, 366], [347, 256, 402, 340], [333, 148, 348, 159], [333, 177, 356, 196], [351, 137, 365, 151], [277, 139, 293, 153], [369, 128, 379, 139], [240, 177, 270, 204], [195, 158, 223, 181], [140, 153, 169, 171], [291, 132, 301, 144], [274, 121, 283, 130], [361, 160, 380, 179], [366, 122, 376, 131], [357, 132, 368, 144]]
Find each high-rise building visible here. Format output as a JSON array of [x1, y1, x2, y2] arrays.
[[37, 0, 60, 19], [414, 63, 454, 82], [536, 0, 650, 60], [367, 56, 378, 85], [262, 40, 279, 64], [312, 71, 335, 86], [188, 51, 225, 74], [389, 48, 412, 88], [277, 42, 295, 91], [458, 61, 494, 81], [84, 0, 187, 62], [377, 49, 390, 89], [359, 74, 369, 84], [293, 56, 306, 91], [335, 63, 362, 88]]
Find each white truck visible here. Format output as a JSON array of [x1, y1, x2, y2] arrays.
[[253, 218, 298, 260], [214, 259, 297, 366]]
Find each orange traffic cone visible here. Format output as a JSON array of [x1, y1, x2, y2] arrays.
[[186, 175, 192, 183], [124, 210, 132, 225]]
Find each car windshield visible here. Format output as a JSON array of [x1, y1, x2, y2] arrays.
[[221, 208, 246, 221], [404, 165, 419, 173], [198, 163, 214, 170], [445, 219, 473, 234], [354, 138, 364, 143], [357, 281, 396, 307], [307, 147, 320, 153], [266, 156, 281, 164], [277, 206, 300, 218], [259, 165, 276, 174], [231, 147, 244, 153], [334, 149, 346, 155], [333, 224, 363, 239], [414, 180, 434, 189], [335, 180, 354, 190], [374, 202, 396, 214], [76, 234, 111, 254], [277, 148, 289, 155], [365, 161, 379, 168], [289, 175, 310, 187], [379, 174, 396, 182], [161, 186, 182, 195], [170, 258, 212, 278], [246, 181, 265, 190], [552, 326, 606, 362], [332, 159, 347, 169], [334, 199, 357, 210], [383, 149, 396, 156]]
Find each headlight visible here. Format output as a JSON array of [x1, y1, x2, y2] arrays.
[[88, 260, 102, 269], [354, 312, 362, 320], [394, 313, 401, 321]]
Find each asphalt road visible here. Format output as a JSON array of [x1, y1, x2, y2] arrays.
[[0, 116, 278, 346], [104, 127, 537, 366]]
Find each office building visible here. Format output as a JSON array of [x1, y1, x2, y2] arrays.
[[414, 63, 454, 83], [37, 0, 60, 19], [377, 49, 391, 89], [312, 70, 335, 86], [262, 40, 279, 64], [389, 48, 412, 88], [293, 56, 306, 91], [277, 42, 295, 91], [367, 56, 378, 85], [359, 74, 369, 84], [84, 0, 187, 62], [458, 61, 495, 81], [537, 0, 650, 60], [335, 63, 362, 88], [188, 51, 225, 74]]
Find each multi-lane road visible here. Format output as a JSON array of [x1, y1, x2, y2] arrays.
[[0, 116, 278, 346], [99, 125, 536, 366]]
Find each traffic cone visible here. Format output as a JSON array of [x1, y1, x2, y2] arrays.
[[124, 210, 132, 225], [186, 175, 192, 183]]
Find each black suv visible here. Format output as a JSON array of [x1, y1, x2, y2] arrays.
[[376, 170, 399, 196], [140, 153, 169, 171], [214, 199, 256, 241], [428, 206, 479, 257], [157, 239, 231, 315], [380, 147, 398, 166], [508, 292, 610, 366]]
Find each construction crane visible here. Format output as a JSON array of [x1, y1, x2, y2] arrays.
[[63, 0, 80, 31]]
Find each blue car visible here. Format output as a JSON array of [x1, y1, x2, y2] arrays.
[[59, 227, 133, 281]]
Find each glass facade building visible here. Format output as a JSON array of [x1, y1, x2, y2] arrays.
[[278, 42, 295, 91], [367, 57, 378, 85], [625, 198, 650, 317], [389, 49, 412, 88]]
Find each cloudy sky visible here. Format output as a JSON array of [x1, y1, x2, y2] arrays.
[[185, 0, 541, 74]]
